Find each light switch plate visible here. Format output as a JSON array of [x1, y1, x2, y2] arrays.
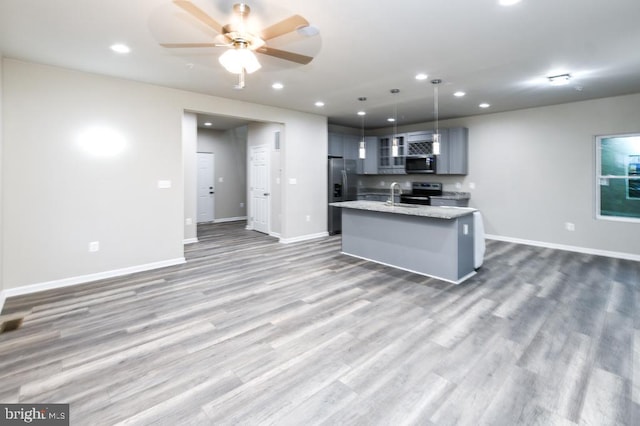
[[158, 180, 172, 189]]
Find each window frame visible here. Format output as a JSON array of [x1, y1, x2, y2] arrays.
[[595, 132, 640, 223]]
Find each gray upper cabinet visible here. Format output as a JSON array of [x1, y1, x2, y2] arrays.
[[357, 136, 378, 174], [343, 134, 360, 160], [329, 132, 360, 160], [436, 127, 468, 175], [378, 134, 406, 174], [328, 132, 343, 157]]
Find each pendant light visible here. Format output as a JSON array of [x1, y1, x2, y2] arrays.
[[432, 79, 441, 155], [359, 115, 366, 159], [358, 97, 367, 159], [391, 89, 400, 157]]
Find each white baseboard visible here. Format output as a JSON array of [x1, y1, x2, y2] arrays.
[[269, 231, 282, 239], [279, 231, 329, 244], [183, 238, 199, 245], [485, 234, 640, 262], [215, 216, 247, 223], [2, 258, 186, 300]]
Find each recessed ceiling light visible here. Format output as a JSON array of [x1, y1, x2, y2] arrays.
[[454, 91, 466, 97], [415, 73, 428, 81], [479, 103, 491, 108], [315, 101, 325, 107], [499, 0, 522, 6], [204, 122, 212, 126], [548, 73, 571, 86], [387, 118, 396, 122], [272, 82, 284, 89], [357, 111, 366, 116], [110, 43, 131, 54]]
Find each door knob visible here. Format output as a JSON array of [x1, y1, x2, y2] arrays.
[[209, 191, 214, 194], [264, 193, 270, 196]]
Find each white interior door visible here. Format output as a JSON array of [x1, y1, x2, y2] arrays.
[[197, 152, 215, 223], [250, 145, 269, 234]]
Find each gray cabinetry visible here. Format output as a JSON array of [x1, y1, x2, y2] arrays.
[[328, 132, 343, 157], [378, 134, 406, 174], [329, 132, 360, 160], [357, 136, 378, 174], [343, 134, 360, 160], [436, 127, 468, 175]]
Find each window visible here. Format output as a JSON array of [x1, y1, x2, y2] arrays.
[[596, 133, 640, 222]]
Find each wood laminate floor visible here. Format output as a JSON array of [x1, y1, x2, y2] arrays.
[[1, 221, 639, 425]]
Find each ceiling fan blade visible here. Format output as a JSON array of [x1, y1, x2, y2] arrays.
[[160, 42, 219, 48], [260, 15, 309, 40], [173, 0, 223, 33], [256, 46, 313, 65]]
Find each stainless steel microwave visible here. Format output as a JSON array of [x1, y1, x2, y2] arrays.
[[405, 155, 436, 174]]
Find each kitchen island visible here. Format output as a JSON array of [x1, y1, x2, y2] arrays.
[[330, 200, 481, 284]]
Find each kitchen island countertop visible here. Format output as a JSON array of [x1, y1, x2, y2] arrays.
[[330, 200, 476, 220]]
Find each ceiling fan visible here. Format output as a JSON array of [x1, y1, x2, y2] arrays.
[[160, 1, 316, 88]]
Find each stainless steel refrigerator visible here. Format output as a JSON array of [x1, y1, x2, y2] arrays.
[[328, 158, 358, 235]]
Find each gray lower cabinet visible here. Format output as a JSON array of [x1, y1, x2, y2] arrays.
[[437, 127, 468, 175]]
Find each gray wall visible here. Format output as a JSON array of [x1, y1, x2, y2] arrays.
[[361, 93, 640, 257], [1, 58, 327, 291], [183, 112, 197, 242], [0, 54, 3, 299], [197, 126, 247, 221]]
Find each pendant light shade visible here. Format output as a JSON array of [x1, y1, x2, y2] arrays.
[[219, 48, 262, 74], [432, 79, 441, 156], [391, 89, 400, 157], [359, 114, 366, 159]]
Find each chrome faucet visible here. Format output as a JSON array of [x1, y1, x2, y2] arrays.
[[389, 182, 402, 206]]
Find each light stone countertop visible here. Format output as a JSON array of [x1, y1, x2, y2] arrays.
[[432, 191, 471, 200], [330, 200, 477, 219]]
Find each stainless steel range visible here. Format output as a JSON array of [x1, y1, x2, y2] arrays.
[[400, 182, 443, 205]]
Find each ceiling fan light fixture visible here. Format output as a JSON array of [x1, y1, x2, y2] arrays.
[[219, 48, 261, 74]]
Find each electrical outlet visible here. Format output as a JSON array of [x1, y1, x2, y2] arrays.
[[306, 215, 311, 222], [565, 222, 575, 231], [218, 177, 224, 183], [185, 218, 192, 225], [469, 182, 476, 189], [240, 202, 244, 208], [89, 241, 100, 252], [455, 182, 462, 189]]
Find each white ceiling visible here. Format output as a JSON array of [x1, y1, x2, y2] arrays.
[[2, 0, 640, 130]]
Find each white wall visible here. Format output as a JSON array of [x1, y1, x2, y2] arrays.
[[1, 58, 328, 291], [361, 93, 640, 257], [197, 126, 247, 221]]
